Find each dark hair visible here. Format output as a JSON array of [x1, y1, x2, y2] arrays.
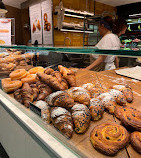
[[100, 16, 114, 31], [112, 17, 127, 35]]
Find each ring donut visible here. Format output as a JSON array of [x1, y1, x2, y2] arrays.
[[21, 74, 36, 84], [29, 67, 45, 74], [10, 69, 28, 80], [47, 23, 51, 31], [44, 13, 48, 21], [2, 78, 22, 93]]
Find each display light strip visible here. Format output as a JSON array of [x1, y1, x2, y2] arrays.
[[64, 13, 84, 19], [129, 13, 141, 17], [60, 28, 94, 33]]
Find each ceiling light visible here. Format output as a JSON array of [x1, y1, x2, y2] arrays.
[[0, 0, 8, 14], [129, 13, 141, 17]]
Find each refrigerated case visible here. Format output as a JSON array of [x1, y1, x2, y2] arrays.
[[0, 46, 141, 158]]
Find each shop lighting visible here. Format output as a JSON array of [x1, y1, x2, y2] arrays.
[[127, 22, 141, 25], [0, 0, 7, 13], [64, 13, 84, 19], [60, 29, 94, 33], [129, 13, 141, 17]]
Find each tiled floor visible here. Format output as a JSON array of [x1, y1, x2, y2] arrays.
[[0, 143, 9, 158]]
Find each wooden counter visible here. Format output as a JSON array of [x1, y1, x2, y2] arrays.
[[74, 69, 141, 158]]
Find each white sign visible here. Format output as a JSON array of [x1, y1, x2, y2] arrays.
[[41, 0, 53, 46], [0, 19, 11, 45], [29, 3, 42, 44]]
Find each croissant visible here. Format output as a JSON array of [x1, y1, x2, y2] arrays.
[[90, 122, 130, 156], [51, 71, 63, 83], [37, 85, 53, 101], [21, 83, 33, 108], [109, 89, 127, 106], [58, 65, 76, 87], [130, 131, 141, 153], [44, 68, 54, 75], [98, 93, 116, 114], [46, 91, 74, 109], [51, 107, 73, 138], [71, 103, 91, 133], [67, 87, 90, 106], [35, 101, 51, 124], [14, 89, 23, 104], [90, 98, 104, 120], [114, 106, 141, 131], [112, 85, 133, 103], [37, 72, 65, 91]]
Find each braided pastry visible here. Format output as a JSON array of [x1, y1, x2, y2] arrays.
[[71, 103, 91, 133], [51, 71, 63, 83], [30, 84, 39, 101], [130, 131, 141, 153], [114, 106, 141, 131], [51, 107, 73, 138], [14, 89, 23, 104], [90, 122, 130, 156], [67, 87, 90, 106], [89, 98, 104, 120], [112, 85, 133, 103], [44, 68, 54, 75], [46, 91, 74, 109]]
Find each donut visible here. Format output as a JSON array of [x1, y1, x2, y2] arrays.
[[44, 13, 48, 21], [21, 74, 36, 84], [2, 78, 22, 93], [90, 122, 130, 156], [130, 131, 141, 153], [29, 67, 45, 74], [47, 23, 51, 31], [10, 69, 28, 80]]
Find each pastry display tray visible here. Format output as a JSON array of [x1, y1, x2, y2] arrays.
[[115, 66, 141, 81]]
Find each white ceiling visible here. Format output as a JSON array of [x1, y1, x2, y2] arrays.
[[3, 0, 27, 9], [2, 0, 141, 8], [95, 0, 141, 6]]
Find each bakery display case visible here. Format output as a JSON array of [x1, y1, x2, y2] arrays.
[[0, 45, 141, 158]]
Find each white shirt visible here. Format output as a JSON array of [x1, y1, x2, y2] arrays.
[[92, 33, 121, 70]]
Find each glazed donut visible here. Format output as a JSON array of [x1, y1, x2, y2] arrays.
[[47, 23, 51, 31], [130, 131, 141, 153], [44, 13, 48, 21], [29, 67, 45, 74], [90, 122, 130, 156], [10, 69, 28, 80], [21, 74, 36, 84], [1, 63, 16, 71], [2, 78, 22, 93]]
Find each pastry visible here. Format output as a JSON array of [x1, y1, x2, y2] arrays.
[[14, 89, 23, 104], [32, 23, 36, 33], [111, 85, 133, 103], [46, 91, 74, 109], [109, 89, 127, 106], [35, 101, 51, 124], [130, 131, 141, 153], [44, 68, 54, 75], [90, 122, 130, 156], [10, 69, 28, 80], [2, 78, 22, 93], [67, 87, 90, 106], [21, 74, 36, 84], [51, 107, 73, 138], [99, 93, 116, 114], [71, 103, 91, 133], [37, 20, 41, 30], [90, 98, 104, 120], [29, 67, 45, 74], [114, 106, 141, 131], [58, 65, 76, 87], [37, 72, 65, 91], [21, 83, 33, 108]]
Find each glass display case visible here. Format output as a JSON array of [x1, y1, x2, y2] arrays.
[[0, 45, 141, 158]]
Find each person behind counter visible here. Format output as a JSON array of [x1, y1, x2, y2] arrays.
[[85, 16, 126, 71]]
